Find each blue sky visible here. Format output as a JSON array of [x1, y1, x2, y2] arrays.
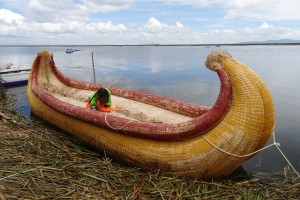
[[1, 0, 300, 45]]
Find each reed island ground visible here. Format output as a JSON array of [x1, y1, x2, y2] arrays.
[[0, 86, 299, 199]]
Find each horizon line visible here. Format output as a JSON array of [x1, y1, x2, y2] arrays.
[[1, 42, 300, 47]]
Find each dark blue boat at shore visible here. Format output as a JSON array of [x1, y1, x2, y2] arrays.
[[0, 64, 30, 88]]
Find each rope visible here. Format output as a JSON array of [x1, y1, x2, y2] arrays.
[[203, 132, 300, 177], [203, 136, 278, 158], [1, 132, 298, 180], [0, 168, 37, 181], [0, 77, 7, 83], [104, 113, 133, 130], [274, 143, 300, 177]]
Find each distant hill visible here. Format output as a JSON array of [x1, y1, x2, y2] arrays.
[[239, 39, 300, 44]]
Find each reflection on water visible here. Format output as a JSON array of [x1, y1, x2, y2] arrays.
[[6, 86, 31, 117], [2, 45, 300, 176]]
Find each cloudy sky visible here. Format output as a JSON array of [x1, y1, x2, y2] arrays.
[[1, 0, 300, 45]]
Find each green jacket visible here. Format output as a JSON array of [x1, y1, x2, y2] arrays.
[[89, 88, 112, 107]]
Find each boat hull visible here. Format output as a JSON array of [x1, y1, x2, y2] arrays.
[[1, 69, 30, 88]]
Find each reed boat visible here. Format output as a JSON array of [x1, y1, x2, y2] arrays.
[[27, 50, 276, 179]]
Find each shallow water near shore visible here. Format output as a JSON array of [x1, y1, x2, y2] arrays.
[[2, 45, 300, 176]]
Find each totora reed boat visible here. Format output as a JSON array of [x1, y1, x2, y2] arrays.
[[27, 50, 275, 179]]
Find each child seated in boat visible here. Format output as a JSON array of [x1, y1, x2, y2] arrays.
[[86, 88, 112, 112]]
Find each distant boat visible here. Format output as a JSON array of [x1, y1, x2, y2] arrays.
[[66, 49, 75, 53], [66, 48, 81, 53], [0, 63, 31, 88]]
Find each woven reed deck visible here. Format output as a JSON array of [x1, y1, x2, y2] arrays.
[[40, 69, 193, 124]]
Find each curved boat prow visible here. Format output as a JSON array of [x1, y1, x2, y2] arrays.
[[205, 50, 276, 151], [28, 50, 275, 179]]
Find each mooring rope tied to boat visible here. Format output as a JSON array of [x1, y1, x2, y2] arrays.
[[0, 77, 7, 82], [0, 132, 299, 181], [203, 132, 300, 178], [103, 111, 299, 178], [104, 113, 133, 130]]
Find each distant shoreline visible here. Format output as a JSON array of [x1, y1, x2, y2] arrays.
[[0, 43, 300, 47]]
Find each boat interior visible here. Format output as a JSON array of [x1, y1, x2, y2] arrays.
[[38, 64, 194, 124]]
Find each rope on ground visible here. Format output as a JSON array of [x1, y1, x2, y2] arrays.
[[104, 113, 133, 130], [203, 132, 300, 177], [0, 77, 7, 83], [0, 168, 37, 181], [272, 133, 300, 177]]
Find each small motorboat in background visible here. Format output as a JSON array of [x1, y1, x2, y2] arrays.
[[66, 48, 81, 53], [66, 48, 75, 53], [0, 63, 31, 88]]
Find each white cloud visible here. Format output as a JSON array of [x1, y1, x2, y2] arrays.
[[142, 17, 166, 30], [1, 0, 300, 44], [141, 17, 185, 32], [81, 0, 135, 13], [1, 12, 300, 45], [137, 17, 188, 43], [26, 0, 89, 23], [0, 7, 127, 41], [218, 0, 300, 21], [85, 21, 127, 33], [164, 0, 209, 7], [258, 22, 273, 29], [0, 9, 24, 23], [202, 22, 300, 43], [176, 22, 184, 28], [0, 9, 25, 36]]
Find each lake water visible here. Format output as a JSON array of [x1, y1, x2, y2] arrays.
[[1, 45, 300, 177]]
